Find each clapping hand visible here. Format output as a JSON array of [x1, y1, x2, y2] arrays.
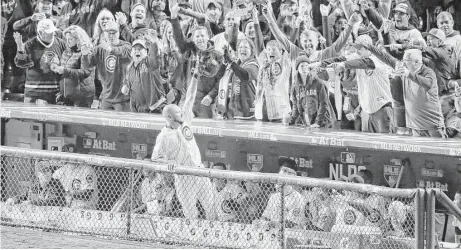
[[13, 32, 25, 52], [348, 12, 362, 26], [115, 12, 127, 26]]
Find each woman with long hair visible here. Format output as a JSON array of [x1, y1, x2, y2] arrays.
[[51, 25, 95, 107], [92, 8, 115, 46]]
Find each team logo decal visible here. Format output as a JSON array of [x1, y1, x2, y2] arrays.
[[86, 175, 93, 184], [384, 160, 403, 188], [219, 89, 225, 99], [105, 55, 117, 73], [182, 125, 194, 141], [367, 208, 381, 223], [344, 209, 357, 225], [271, 62, 282, 76], [247, 154, 263, 172], [222, 200, 233, 214], [365, 69, 374, 76], [132, 143, 148, 159], [72, 179, 82, 190]]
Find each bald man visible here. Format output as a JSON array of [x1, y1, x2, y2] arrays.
[[151, 63, 216, 220], [359, 45, 446, 137]]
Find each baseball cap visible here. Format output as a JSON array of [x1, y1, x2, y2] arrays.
[[37, 19, 57, 33], [104, 21, 119, 32], [393, 3, 409, 14], [422, 28, 446, 41], [351, 34, 373, 49], [208, 0, 223, 8], [132, 39, 147, 48], [178, 0, 192, 8], [282, 0, 297, 5]]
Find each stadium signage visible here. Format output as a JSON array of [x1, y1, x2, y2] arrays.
[[205, 149, 227, 158], [247, 154, 264, 172], [421, 168, 443, 178], [248, 131, 277, 141], [101, 118, 148, 129], [416, 180, 448, 192], [132, 143, 148, 159], [83, 138, 116, 151], [36, 112, 73, 123], [376, 142, 422, 152], [193, 126, 223, 137], [310, 136, 345, 147], [279, 156, 313, 169], [329, 152, 366, 180], [0, 108, 11, 118], [383, 159, 403, 188]]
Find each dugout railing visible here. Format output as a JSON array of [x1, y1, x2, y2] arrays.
[[0, 146, 428, 248]]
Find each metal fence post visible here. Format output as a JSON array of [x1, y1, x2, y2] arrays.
[[426, 189, 436, 249], [281, 183, 286, 249], [126, 166, 134, 237], [415, 188, 425, 249]]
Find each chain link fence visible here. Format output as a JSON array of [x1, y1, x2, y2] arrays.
[[1, 147, 423, 248]]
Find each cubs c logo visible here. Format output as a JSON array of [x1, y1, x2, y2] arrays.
[[219, 89, 225, 99], [72, 179, 82, 190], [86, 175, 93, 184], [367, 208, 381, 224], [105, 55, 116, 73], [222, 200, 232, 214], [365, 69, 374, 76], [182, 125, 194, 141], [233, 84, 241, 95], [271, 62, 282, 76], [344, 209, 357, 225]]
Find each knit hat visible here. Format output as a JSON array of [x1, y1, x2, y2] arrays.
[[295, 54, 310, 69], [131, 0, 146, 12], [242, 20, 254, 33]]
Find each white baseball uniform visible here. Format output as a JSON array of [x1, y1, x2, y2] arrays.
[[262, 189, 306, 226], [53, 164, 98, 210], [215, 181, 245, 222], [151, 84, 215, 220]]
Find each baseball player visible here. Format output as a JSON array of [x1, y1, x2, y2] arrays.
[[53, 163, 98, 210], [151, 62, 216, 220], [212, 163, 246, 222], [257, 159, 306, 229]]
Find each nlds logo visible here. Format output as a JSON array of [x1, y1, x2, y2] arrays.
[[329, 152, 366, 180]]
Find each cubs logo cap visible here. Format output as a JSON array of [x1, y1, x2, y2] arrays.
[[37, 19, 57, 33]]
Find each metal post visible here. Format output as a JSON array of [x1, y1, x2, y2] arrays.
[[281, 183, 286, 249], [415, 189, 425, 249], [126, 167, 134, 237], [426, 189, 436, 249]]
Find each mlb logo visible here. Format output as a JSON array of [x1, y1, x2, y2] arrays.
[[83, 138, 93, 148], [340, 152, 355, 164], [247, 154, 263, 172]]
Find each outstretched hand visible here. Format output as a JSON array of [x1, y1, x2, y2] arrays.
[[13, 32, 25, 52]]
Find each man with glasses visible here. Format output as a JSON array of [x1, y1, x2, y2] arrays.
[[256, 158, 306, 229], [83, 21, 131, 111]]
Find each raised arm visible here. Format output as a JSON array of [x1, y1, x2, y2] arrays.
[[262, 1, 301, 55], [253, 10, 265, 55], [182, 62, 200, 123], [318, 13, 358, 60], [178, 7, 207, 23], [366, 45, 399, 69], [14, 33, 34, 69]]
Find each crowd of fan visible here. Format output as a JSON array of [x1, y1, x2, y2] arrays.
[[1, 0, 461, 138]]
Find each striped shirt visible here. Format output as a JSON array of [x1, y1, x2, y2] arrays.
[[346, 56, 393, 114]]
